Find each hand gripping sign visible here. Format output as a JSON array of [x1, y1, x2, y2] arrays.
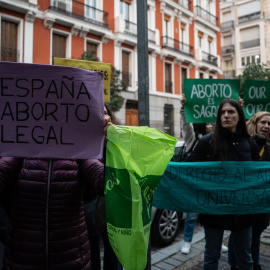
[[0, 62, 104, 159]]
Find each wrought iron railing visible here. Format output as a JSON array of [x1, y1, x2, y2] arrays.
[[240, 39, 260, 49], [124, 20, 137, 36], [202, 51, 218, 66], [223, 70, 235, 79], [1, 47, 20, 62], [165, 80, 173, 93], [121, 71, 132, 87], [221, 20, 234, 31], [49, 0, 108, 28], [161, 36, 194, 57], [194, 5, 217, 25], [238, 12, 260, 24], [221, 45, 234, 54]]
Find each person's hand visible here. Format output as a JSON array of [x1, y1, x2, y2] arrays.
[[103, 115, 112, 136], [239, 97, 245, 107], [180, 94, 186, 108]]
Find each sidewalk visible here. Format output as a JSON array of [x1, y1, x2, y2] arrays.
[[151, 225, 270, 270]]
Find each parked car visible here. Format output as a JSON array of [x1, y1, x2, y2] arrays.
[[151, 141, 186, 247]]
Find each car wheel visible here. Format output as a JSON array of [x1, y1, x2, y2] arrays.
[[151, 209, 182, 247]]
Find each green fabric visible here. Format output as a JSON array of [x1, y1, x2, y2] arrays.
[[153, 161, 270, 215], [105, 125, 176, 270]]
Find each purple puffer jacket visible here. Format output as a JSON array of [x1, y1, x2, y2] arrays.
[[0, 157, 104, 270]]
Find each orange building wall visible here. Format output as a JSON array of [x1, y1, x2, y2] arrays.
[[104, 0, 114, 31], [71, 35, 84, 60], [174, 64, 180, 95], [33, 18, 51, 64], [38, 0, 50, 11], [103, 39, 114, 66], [174, 19, 179, 41], [155, 0, 164, 92]]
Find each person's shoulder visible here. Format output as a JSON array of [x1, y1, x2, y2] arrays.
[[199, 134, 212, 144]]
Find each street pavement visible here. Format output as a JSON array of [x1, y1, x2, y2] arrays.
[[151, 223, 270, 270], [100, 223, 270, 269]]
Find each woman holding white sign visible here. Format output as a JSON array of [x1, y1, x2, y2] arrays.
[[228, 111, 270, 270], [185, 99, 260, 270]]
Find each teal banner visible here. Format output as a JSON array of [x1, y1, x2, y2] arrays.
[[184, 79, 240, 123], [153, 161, 270, 215], [243, 80, 270, 119]]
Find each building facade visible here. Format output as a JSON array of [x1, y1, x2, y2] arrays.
[[0, 0, 222, 139], [220, 0, 270, 79]]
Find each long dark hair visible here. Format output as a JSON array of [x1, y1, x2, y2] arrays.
[[211, 99, 248, 160]]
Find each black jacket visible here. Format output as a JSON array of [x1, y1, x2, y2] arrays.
[[185, 132, 261, 230], [0, 204, 9, 244]]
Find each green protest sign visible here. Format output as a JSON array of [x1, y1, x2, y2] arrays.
[[184, 79, 240, 123], [153, 161, 270, 215], [105, 125, 176, 270], [243, 80, 270, 119]]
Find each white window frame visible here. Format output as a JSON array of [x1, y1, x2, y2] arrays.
[[164, 61, 174, 94], [121, 47, 134, 89], [0, 13, 23, 63], [50, 29, 71, 65], [85, 38, 102, 61]]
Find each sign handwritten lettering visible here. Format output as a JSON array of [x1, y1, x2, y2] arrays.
[[153, 161, 270, 214], [0, 62, 104, 159], [184, 79, 240, 123]]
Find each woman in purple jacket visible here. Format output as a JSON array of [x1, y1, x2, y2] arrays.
[[0, 117, 111, 270]]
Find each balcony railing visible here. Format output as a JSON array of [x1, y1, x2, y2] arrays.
[[238, 12, 260, 24], [223, 70, 235, 79], [1, 47, 20, 62], [165, 80, 173, 93], [240, 39, 260, 49], [121, 71, 132, 87], [221, 20, 234, 31], [161, 36, 194, 57], [202, 51, 218, 66], [49, 0, 108, 28], [194, 6, 217, 25], [124, 20, 137, 36], [221, 45, 234, 54]]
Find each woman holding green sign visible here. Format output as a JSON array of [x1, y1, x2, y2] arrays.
[[185, 99, 260, 270], [228, 111, 270, 270]]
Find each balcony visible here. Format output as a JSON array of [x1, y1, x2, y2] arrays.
[[240, 39, 260, 49], [1, 47, 20, 62], [165, 80, 173, 93], [124, 20, 137, 37], [238, 12, 260, 24], [121, 71, 132, 87], [49, 0, 108, 28], [221, 20, 234, 31], [221, 45, 234, 55], [177, 0, 189, 9], [194, 6, 217, 26], [161, 36, 194, 57], [202, 51, 218, 66], [223, 70, 235, 79]]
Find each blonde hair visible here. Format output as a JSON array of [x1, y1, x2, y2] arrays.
[[246, 111, 270, 138]]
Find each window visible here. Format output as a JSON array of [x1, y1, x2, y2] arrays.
[[164, 104, 174, 136], [208, 36, 213, 54], [164, 15, 170, 37], [87, 42, 98, 59], [199, 72, 204, 78], [181, 67, 187, 92], [225, 60, 232, 71], [1, 19, 19, 62], [165, 63, 172, 93], [122, 51, 131, 87], [86, 0, 96, 19], [120, 0, 130, 21], [52, 33, 67, 64], [198, 31, 204, 48], [242, 57, 245, 66], [241, 54, 261, 66]]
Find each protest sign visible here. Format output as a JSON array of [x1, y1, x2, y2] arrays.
[[54, 57, 111, 102], [153, 161, 270, 215], [0, 62, 104, 159], [105, 125, 176, 270], [243, 80, 270, 119], [184, 79, 240, 123]]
